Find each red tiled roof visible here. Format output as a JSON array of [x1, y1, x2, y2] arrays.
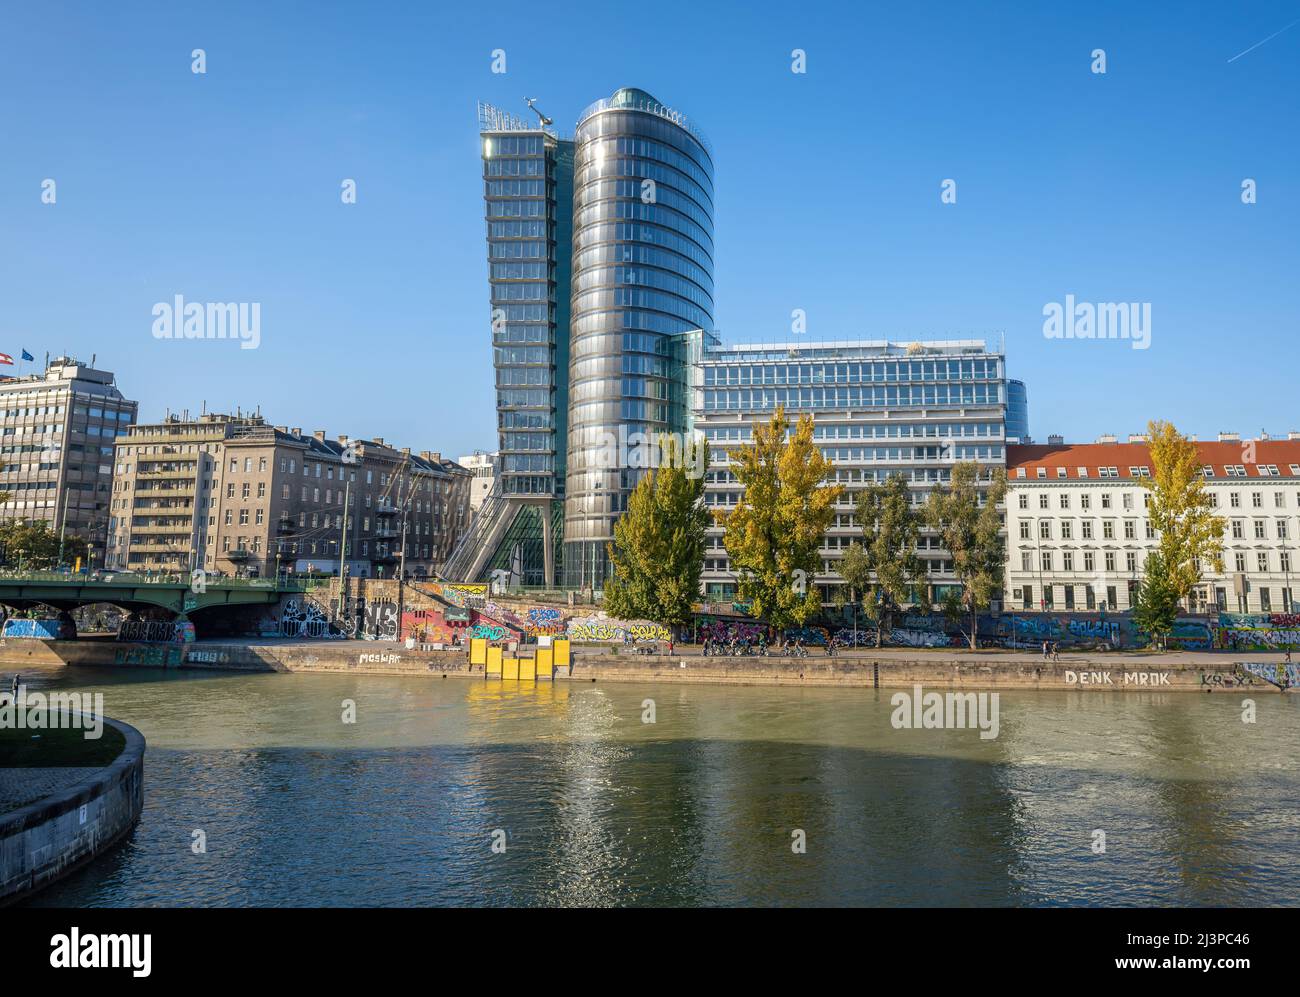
[[1006, 440, 1300, 480]]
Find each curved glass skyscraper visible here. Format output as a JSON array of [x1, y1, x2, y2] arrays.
[[563, 88, 715, 588]]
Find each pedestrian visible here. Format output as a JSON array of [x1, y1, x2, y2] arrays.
[[668, 637, 674, 655], [1042, 639, 1049, 660], [11, 673, 19, 697]]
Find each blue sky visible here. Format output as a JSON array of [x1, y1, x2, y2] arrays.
[[2, 1, 1297, 455]]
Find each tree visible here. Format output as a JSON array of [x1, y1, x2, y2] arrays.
[[924, 462, 1007, 650], [1132, 550, 1180, 650], [1143, 420, 1225, 609], [604, 435, 711, 628], [838, 474, 924, 646], [0, 519, 88, 569], [721, 405, 842, 633]]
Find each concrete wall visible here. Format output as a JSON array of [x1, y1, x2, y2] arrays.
[[29, 639, 1288, 692], [0, 716, 145, 905]]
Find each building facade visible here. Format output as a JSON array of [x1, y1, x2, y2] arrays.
[[563, 87, 715, 589], [457, 451, 498, 514], [0, 356, 137, 563], [110, 413, 469, 579], [1004, 436, 1300, 615], [696, 339, 1008, 602]]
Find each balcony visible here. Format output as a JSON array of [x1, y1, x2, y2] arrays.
[[225, 549, 252, 562], [375, 502, 398, 516]]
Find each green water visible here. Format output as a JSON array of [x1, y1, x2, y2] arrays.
[[8, 661, 1298, 906]]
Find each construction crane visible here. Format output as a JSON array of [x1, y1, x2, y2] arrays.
[[525, 97, 552, 127]]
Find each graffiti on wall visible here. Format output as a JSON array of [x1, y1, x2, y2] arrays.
[[114, 645, 183, 667], [117, 620, 196, 643], [1238, 660, 1300, 689], [279, 599, 351, 639], [1215, 614, 1300, 651], [567, 615, 670, 643]]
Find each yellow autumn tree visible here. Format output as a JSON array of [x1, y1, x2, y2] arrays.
[[720, 406, 842, 631], [1143, 420, 1225, 607]]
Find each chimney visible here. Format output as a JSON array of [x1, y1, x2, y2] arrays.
[[429, 452, 441, 463], [338, 434, 349, 445], [1096, 433, 1117, 444], [275, 426, 287, 433], [313, 430, 326, 441], [402, 447, 410, 456], [1047, 434, 1064, 445], [373, 437, 384, 446], [1217, 431, 1239, 442], [419, 450, 433, 461], [290, 428, 301, 437]]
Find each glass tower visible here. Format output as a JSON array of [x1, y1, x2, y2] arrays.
[[563, 88, 715, 588]]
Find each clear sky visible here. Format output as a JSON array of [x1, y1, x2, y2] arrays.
[[2, 1, 1296, 456]]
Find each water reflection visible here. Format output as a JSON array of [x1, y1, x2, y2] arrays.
[[9, 662, 1296, 907]]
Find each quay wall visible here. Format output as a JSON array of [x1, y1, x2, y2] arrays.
[[9, 639, 1287, 692]]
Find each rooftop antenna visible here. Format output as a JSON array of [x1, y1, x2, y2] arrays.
[[525, 97, 553, 127]]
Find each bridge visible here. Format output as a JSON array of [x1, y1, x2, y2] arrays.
[[0, 571, 313, 619]]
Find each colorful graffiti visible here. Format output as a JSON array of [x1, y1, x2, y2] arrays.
[[3, 618, 77, 639], [1238, 660, 1300, 689], [698, 619, 766, 643], [525, 607, 565, 636], [568, 615, 670, 643], [1215, 614, 1300, 651]]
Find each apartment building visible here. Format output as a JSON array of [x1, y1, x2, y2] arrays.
[[110, 413, 471, 578], [0, 356, 137, 562], [1005, 434, 1300, 615]]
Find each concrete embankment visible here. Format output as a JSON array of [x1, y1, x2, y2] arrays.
[[0, 716, 145, 905], [10, 638, 1287, 692]]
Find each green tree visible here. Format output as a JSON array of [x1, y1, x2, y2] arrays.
[[721, 405, 842, 632], [0, 519, 88, 569], [1143, 420, 1225, 608], [837, 474, 924, 646], [924, 462, 1007, 650], [604, 435, 711, 628], [1132, 550, 1180, 650]]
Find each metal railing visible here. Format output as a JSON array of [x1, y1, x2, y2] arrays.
[[0, 569, 309, 590]]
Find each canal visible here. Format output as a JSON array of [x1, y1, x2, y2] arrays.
[[10, 661, 1299, 906]]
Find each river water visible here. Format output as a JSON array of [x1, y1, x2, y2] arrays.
[[10, 661, 1299, 906]]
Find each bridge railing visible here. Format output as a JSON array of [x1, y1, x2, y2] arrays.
[[0, 569, 311, 591]]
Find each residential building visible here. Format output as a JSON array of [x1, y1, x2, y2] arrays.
[[696, 339, 1008, 603], [110, 412, 469, 578], [1004, 434, 1300, 615], [0, 356, 137, 563]]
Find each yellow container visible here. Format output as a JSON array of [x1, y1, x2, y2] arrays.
[[486, 646, 503, 677], [503, 657, 520, 680], [536, 647, 554, 680], [519, 657, 537, 681], [470, 637, 487, 665], [553, 638, 571, 668]]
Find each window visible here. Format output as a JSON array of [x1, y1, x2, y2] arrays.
[[1018, 494, 1028, 509], [1105, 553, 1116, 572], [1101, 494, 1112, 509], [1258, 552, 1269, 572], [1124, 521, 1136, 539], [1019, 521, 1031, 539], [1251, 492, 1262, 508], [1036, 467, 1046, 479], [1082, 521, 1094, 539], [1039, 493, 1049, 509], [1126, 552, 1137, 572], [1254, 521, 1266, 539], [1232, 521, 1244, 539], [1235, 553, 1246, 572], [1103, 521, 1115, 539], [1081, 494, 1091, 510], [1060, 493, 1070, 510], [1039, 520, 1051, 540], [1041, 552, 1052, 571], [1061, 521, 1073, 540], [1063, 552, 1074, 571], [1077, 467, 1088, 478], [1021, 552, 1032, 571]]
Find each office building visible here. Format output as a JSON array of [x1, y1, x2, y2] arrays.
[[0, 356, 137, 563], [696, 339, 1008, 602]]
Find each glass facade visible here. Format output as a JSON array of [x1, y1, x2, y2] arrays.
[[563, 88, 715, 588], [481, 105, 573, 498], [695, 341, 1007, 601], [1006, 378, 1029, 441]]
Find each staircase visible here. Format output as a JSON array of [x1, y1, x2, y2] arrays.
[[440, 490, 520, 583]]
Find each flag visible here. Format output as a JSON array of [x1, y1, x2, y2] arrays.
[[0, 354, 13, 366], [21, 350, 34, 361]]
